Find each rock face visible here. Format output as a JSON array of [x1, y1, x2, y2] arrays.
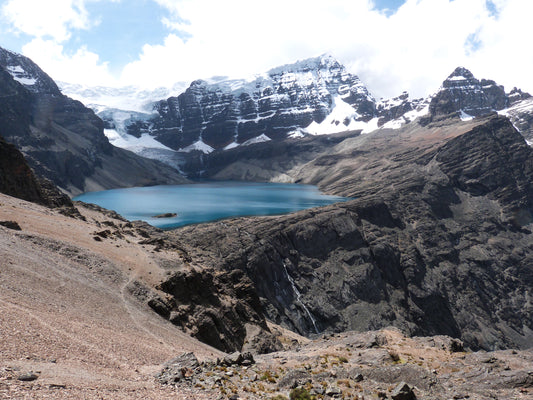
[[0, 134, 45, 204], [137, 55, 375, 152], [426, 67, 530, 122], [150, 266, 282, 353], [0, 47, 186, 195], [0, 134, 73, 208], [171, 116, 533, 351]]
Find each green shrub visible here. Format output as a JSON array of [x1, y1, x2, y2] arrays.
[[289, 387, 314, 400]]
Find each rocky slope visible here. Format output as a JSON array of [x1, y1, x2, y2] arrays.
[[167, 115, 533, 352], [1, 189, 531, 400], [0, 191, 229, 399], [0, 47, 187, 196], [156, 329, 532, 400]]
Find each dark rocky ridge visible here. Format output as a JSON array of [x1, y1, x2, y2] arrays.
[[0, 48, 186, 196], [425, 67, 530, 123], [166, 115, 533, 351]]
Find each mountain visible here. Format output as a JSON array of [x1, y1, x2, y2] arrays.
[[425, 66, 531, 122], [0, 47, 187, 196], [167, 115, 533, 352], [60, 58, 533, 175], [63, 55, 428, 161]]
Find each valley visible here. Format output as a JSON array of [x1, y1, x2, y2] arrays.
[[0, 45, 532, 399]]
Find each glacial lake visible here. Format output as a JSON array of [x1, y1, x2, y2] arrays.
[[74, 181, 348, 229]]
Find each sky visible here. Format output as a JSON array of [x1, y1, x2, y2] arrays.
[[0, 0, 532, 100]]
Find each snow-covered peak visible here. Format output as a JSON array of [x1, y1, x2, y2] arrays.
[[429, 66, 509, 118], [446, 66, 476, 82], [267, 54, 344, 76]]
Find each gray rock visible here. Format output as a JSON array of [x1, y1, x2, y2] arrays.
[[325, 384, 342, 397], [277, 369, 312, 389], [155, 352, 201, 385], [0, 220, 21, 230], [390, 381, 416, 400], [17, 372, 38, 381]]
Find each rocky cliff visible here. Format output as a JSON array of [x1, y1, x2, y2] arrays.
[[425, 67, 531, 123], [136, 55, 374, 152], [168, 116, 533, 351], [0, 48, 187, 196]]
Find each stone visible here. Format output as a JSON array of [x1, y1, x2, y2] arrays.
[[277, 369, 312, 389], [326, 385, 342, 397], [17, 372, 38, 381], [390, 381, 416, 400], [155, 352, 201, 385], [353, 373, 364, 382], [0, 220, 21, 230]]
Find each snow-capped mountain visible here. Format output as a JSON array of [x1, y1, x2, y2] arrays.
[[140, 55, 377, 153], [32, 50, 533, 167], [427, 66, 530, 122], [0, 47, 62, 96], [105, 54, 439, 156]]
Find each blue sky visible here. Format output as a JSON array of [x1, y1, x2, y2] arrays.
[[76, 0, 170, 71], [1, 0, 531, 100]]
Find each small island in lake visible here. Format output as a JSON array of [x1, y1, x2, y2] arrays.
[[152, 212, 177, 218]]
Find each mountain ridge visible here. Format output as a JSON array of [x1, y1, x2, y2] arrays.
[[56, 56, 533, 173], [0, 47, 187, 196]]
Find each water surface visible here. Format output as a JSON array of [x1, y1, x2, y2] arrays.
[[74, 181, 348, 229]]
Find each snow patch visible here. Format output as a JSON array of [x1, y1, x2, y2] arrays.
[[12, 76, 37, 85], [6, 65, 24, 73], [288, 128, 306, 138], [242, 134, 271, 146], [459, 110, 474, 121], [5, 64, 37, 86], [224, 142, 240, 150], [305, 96, 361, 135], [179, 140, 215, 154], [104, 129, 174, 152], [448, 75, 468, 81]]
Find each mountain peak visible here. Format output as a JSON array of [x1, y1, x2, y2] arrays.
[[446, 66, 476, 81], [267, 54, 345, 76]]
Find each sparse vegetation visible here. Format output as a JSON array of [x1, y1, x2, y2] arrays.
[[289, 387, 314, 400]]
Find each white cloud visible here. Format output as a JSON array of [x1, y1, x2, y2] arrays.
[[468, 0, 533, 93], [22, 38, 117, 86], [122, 0, 513, 98], [1, 0, 93, 42], [3, 0, 533, 100]]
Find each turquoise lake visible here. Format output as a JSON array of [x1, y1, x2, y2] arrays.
[[74, 181, 349, 229]]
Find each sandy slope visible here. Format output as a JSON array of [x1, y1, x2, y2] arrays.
[[0, 193, 223, 399]]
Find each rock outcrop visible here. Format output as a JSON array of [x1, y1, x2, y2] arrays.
[[0, 134, 74, 208], [150, 266, 282, 354]]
